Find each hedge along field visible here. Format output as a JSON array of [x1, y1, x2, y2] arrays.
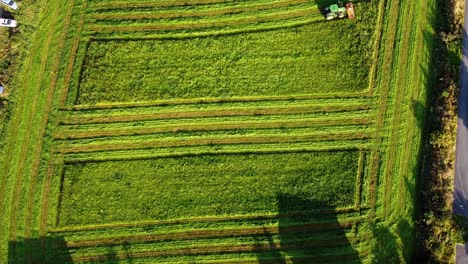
[[76, 2, 378, 104], [58, 151, 359, 226]]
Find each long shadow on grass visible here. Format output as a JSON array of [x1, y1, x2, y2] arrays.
[[254, 194, 361, 263], [8, 236, 73, 263]]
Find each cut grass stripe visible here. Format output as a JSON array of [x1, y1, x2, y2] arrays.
[[62, 140, 372, 163], [89, 0, 308, 20], [90, 0, 262, 9], [56, 131, 372, 154], [61, 219, 360, 248], [50, 207, 360, 233], [55, 117, 371, 140], [24, 0, 78, 240], [70, 238, 362, 262], [87, 6, 320, 32], [59, 104, 371, 125], [70, 93, 370, 110], [382, 0, 417, 218], [60, 3, 87, 107], [367, 0, 400, 214]]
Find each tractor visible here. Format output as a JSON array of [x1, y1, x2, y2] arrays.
[[324, 1, 355, 20]]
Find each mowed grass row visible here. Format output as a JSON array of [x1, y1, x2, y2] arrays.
[[55, 125, 373, 154], [74, 1, 378, 104], [69, 92, 371, 110], [62, 139, 372, 163], [88, 0, 255, 9], [55, 111, 373, 140], [83, 0, 373, 33], [87, 0, 311, 22], [380, 0, 418, 218], [25, 232, 369, 263], [87, 3, 319, 28], [61, 97, 373, 124], [67, 235, 368, 263]]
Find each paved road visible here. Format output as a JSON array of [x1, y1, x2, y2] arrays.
[[453, 0, 468, 217]]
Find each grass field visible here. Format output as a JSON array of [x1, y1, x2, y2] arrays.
[[0, 0, 437, 262]]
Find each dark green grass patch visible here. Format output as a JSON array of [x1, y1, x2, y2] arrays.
[[58, 151, 359, 226]]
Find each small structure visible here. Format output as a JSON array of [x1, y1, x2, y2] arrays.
[[456, 244, 468, 264], [0, 18, 16, 27], [0, 85, 4, 94], [0, 0, 17, 10], [346, 2, 355, 19]]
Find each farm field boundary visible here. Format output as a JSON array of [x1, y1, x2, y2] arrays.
[[0, 0, 438, 261]]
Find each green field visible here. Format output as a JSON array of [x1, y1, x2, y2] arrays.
[[78, 20, 375, 103], [59, 152, 359, 226], [0, 0, 437, 262]]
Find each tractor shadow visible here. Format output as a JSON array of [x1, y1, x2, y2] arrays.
[[8, 236, 73, 263], [253, 194, 361, 263]]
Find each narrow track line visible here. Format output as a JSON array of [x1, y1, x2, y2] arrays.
[[88, 7, 319, 32], [368, 0, 400, 215], [56, 117, 370, 140], [23, 0, 77, 240], [64, 220, 358, 248], [70, 93, 369, 111], [395, 0, 426, 215], [51, 207, 359, 233], [90, 0, 257, 9], [60, 2, 87, 107], [71, 238, 358, 262], [60, 104, 371, 125], [39, 161, 56, 236], [57, 132, 371, 154], [63, 141, 372, 163], [90, 0, 308, 20], [9, 10, 61, 242], [382, 0, 417, 218]]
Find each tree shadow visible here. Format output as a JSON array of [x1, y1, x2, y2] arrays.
[[411, 99, 426, 130], [254, 194, 361, 263], [8, 236, 72, 263], [369, 220, 409, 263]]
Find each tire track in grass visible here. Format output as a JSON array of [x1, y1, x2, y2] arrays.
[[0, 16, 40, 248], [57, 131, 371, 154], [60, 2, 87, 107], [367, 0, 400, 215], [8, 7, 63, 243], [90, 0, 308, 20], [90, 0, 259, 9], [209, 251, 369, 264], [63, 140, 372, 163], [382, 0, 417, 218], [60, 104, 371, 125], [364, 0, 387, 97], [395, 0, 426, 215], [51, 207, 360, 233], [88, 7, 320, 32], [70, 93, 369, 111], [71, 239, 359, 262], [23, 0, 77, 241], [63, 219, 359, 248], [55, 117, 370, 140], [39, 161, 56, 236]]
